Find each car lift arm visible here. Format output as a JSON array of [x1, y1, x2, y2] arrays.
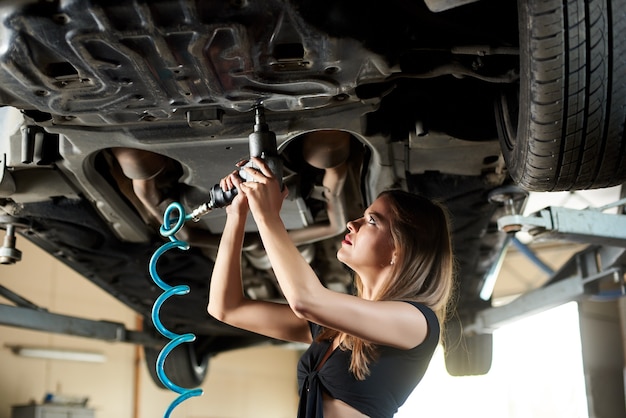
[[497, 197, 626, 247], [0, 284, 165, 348], [464, 196, 626, 336]]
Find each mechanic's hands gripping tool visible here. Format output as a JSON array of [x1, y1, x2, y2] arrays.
[[190, 106, 283, 221]]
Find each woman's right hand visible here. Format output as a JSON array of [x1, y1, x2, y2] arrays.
[[219, 163, 249, 216]]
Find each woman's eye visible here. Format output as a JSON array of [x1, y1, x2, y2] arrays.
[[367, 216, 376, 225]]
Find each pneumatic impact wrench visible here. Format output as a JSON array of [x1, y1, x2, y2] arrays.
[[190, 106, 283, 221]]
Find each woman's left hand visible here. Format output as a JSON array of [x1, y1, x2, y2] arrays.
[[238, 157, 287, 223]]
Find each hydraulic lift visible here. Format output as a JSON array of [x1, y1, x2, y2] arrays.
[[465, 193, 626, 334], [467, 188, 626, 418]]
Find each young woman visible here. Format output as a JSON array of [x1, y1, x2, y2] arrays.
[[208, 157, 455, 418]]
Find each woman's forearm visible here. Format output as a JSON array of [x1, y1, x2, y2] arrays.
[[254, 214, 325, 315], [207, 213, 247, 322]]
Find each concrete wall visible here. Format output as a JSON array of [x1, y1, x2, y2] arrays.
[[0, 238, 299, 418]]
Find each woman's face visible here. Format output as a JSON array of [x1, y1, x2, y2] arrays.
[[337, 195, 396, 277]]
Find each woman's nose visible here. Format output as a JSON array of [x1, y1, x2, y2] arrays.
[[346, 219, 360, 232]]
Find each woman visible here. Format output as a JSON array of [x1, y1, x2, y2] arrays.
[[208, 157, 455, 418]]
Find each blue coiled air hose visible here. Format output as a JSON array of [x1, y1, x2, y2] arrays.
[[149, 201, 204, 417]]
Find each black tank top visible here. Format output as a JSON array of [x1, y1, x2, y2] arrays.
[[296, 301, 440, 418]]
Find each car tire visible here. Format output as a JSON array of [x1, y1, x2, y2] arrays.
[[496, 0, 626, 192], [443, 318, 493, 376], [144, 343, 210, 389]]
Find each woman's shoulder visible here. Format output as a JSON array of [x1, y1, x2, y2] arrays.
[[397, 300, 440, 342]]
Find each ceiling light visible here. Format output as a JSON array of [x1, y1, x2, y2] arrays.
[[7, 345, 106, 363]]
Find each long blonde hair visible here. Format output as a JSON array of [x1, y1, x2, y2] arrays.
[[318, 189, 455, 380]]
